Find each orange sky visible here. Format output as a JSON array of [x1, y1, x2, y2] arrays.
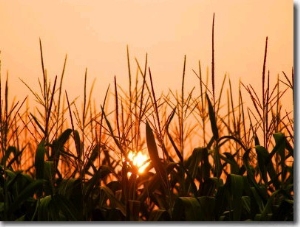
[[0, 0, 294, 112]]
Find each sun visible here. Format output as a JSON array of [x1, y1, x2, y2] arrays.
[[127, 151, 149, 174]]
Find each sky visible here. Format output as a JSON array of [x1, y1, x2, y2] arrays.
[[0, 0, 294, 111]]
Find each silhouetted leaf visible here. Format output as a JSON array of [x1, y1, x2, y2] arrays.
[[149, 209, 171, 221], [206, 93, 218, 141], [35, 140, 46, 180], [225, 174, 244, 221], [100, 185, 126, 216], [172, 197, 202, 221], [73, 130, 81, 158], [9, 179, 45, 213], [146, 121, 168, 195]]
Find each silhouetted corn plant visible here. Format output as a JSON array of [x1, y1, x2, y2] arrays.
[[0, 13, 293, 221]]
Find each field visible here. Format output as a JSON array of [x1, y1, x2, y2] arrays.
[[0, 20, 294, 221]]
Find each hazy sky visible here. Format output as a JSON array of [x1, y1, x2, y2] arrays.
[[0, 0, 293, 111]]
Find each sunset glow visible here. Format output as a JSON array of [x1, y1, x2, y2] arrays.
[[0, 1, 293, 111], [128, 151, 149, 174]]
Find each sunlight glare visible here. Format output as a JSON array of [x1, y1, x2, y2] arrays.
[[128, 151, 149, 174]]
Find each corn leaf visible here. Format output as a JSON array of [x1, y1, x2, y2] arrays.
[[100, 185, 126, 216], [197, 196, 216, 221], [272, 199, 293, 221], [84, 165, 112, 200], [206, 93, 219, 141], [186, 147, 210, 181], [9, 179, 45, 213], [250, 186, 264, 214], [172, 196, 215, 221], [52, 194, 80, 221], [137, 162, 176, 204], [198, 177, 223, 196], [272, 132, 288, 181], [37, 195, 52, 221], [241, 196, 251, 218], [221, 152, 239, 174], [35, 140, 46, 180], [255, 145, 269, 184], [57, 128, 72, 146], [146, 121, 168, 195], [73, 129, 81, 158], [1, 146, 16, 166], [149, 209, 171, 221], [58, 178, 83, 214], [185, 147, 210, 194], [51, 128, 72, 161], [127, 200, 140, 221], [172, 197, 202, 221], [259, 190, 280, 221], [226, 174, 244, 221]]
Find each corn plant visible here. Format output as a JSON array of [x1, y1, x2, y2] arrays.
[[0, 14, 293, 221]]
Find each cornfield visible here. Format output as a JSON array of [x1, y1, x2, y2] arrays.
[[0, 15, 294, 221]]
